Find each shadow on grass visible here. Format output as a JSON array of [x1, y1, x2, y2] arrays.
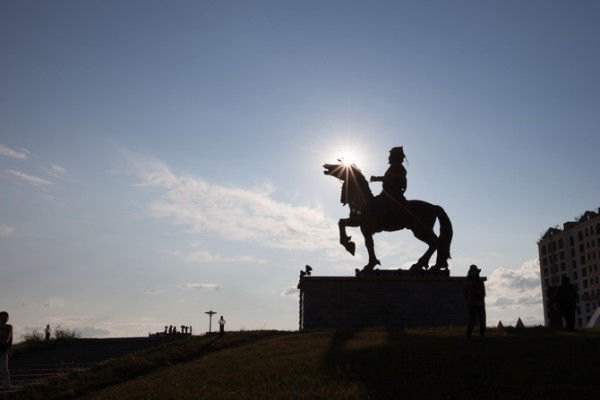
[[321, 327, 600, 400], [13, 331, 288, 400]]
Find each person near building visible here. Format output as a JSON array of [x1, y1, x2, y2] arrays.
[[555, 275, 577, 331], [464, 265, 486, 339], [0, 311, 13, 390]]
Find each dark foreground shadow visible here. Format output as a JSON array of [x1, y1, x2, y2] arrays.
[[320, 327, 600, 400]]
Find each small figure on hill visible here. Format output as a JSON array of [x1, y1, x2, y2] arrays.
[[164, 326, 168, 335], [45, 324, 51, 341], [464, 265, 486, 339], [370, 146, 408, 203], [189, 325, 192, 335], [219, 316, 226, 337], [168, 325, 173, 335], [0, 311, 14, 390], [555, 275, 577, 331]]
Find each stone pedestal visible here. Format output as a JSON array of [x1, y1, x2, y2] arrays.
[[298, 275, 485, 330]]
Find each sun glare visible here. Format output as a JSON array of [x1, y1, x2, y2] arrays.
[[337, 148, 362, 167]]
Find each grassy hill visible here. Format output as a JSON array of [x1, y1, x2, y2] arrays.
[[12, 327, 600, 400]]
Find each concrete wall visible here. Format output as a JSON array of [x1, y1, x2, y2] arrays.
[[298, 275, 482, 330]]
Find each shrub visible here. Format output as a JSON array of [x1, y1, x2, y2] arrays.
[[21, 329, 45, 343], [54, 325, 81, 340]]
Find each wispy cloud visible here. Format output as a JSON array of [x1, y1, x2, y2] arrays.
[[0, 144, 28, 160], [43, 297, 65, 308], [48, 164, 67, 178], [0, 224, 15, 238], [183, 283, 220, 290], [6, 169, 52, 186], [169, 249, 267, 264], [129, 155, 337, 252], [280, 286, 299, 297]]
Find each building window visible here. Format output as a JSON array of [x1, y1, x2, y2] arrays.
[[560, 251, 565, 260], [580, 244, 585, 252], [570, 236, 575, 246], [560, 263, 566, 271], [583, 280, 588, 289], [543, 268, 548, 277], [596, 223, 600, 235], [541, 245, 547, 255], [579, 231, 584, 241], [559, 238, 564, 248], [582, 268, 587, 277], [574, 271, 578, 280], [581, 255, 586, 264]]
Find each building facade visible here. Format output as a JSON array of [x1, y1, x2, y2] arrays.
[[538, 208, 600, 328]]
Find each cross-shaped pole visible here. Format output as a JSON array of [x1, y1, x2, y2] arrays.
[[205, 310, 217, 333]]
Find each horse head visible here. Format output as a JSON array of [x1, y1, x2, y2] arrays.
[[323, 162, 373, 210]]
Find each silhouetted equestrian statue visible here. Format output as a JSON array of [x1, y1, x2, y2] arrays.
[[323, 147, 453, 276]]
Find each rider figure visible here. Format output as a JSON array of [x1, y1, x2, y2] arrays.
[[370, 146, 407, 203]]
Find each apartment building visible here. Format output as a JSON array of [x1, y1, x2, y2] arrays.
[[538, 208, 600, 327]]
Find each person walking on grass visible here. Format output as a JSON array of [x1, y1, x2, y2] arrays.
[[0, 311, 14, 390], [464, 265, 486, 339]]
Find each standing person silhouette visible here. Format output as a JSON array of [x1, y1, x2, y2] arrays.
[[555, 275, 577, 331], [464, 265, 486, 339], [0, 311, 13, 390], [218, 316, 226, 337], [45, 324, 51, 341]]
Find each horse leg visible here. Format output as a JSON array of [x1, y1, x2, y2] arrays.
[[409, 227, 438, 272], [338, 218, 356, 255], [360, 225, 380, 272]]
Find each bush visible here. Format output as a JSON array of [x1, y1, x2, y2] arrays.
[[21, 329, 45, 344], [54, 325, 80, 340]]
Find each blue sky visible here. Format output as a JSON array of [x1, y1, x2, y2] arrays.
[[1, 1, 599, 337]]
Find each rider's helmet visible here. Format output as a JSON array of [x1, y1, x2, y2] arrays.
[[388, 146, 405, 164]]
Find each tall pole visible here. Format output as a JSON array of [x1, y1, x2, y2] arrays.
[[205, 310, 217, 333]]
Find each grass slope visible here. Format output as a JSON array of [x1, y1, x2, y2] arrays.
[[16, 328, 600, 400]]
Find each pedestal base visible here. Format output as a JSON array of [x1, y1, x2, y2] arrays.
[[298, 275, 483, 330]]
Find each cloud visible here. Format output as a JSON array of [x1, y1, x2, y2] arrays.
[[169, 249, 267, 264], [281, 287, 299, 297], [6, 169, 52, 186], [0, 144, 28, 159], [485, 259, 544, 325], [18, 315, 166, 339], [129, 155, 337, 252], [48, 164, 67, 178], [183, 283, 220, 290], [43, 297, 65, 308], [0, 224, 15, 237], [77, 326, 111, 337]]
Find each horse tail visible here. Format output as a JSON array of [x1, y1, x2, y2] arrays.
[[436, 205, 453, 260]]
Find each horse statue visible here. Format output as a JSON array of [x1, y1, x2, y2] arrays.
[[323, 162, 453, 275]]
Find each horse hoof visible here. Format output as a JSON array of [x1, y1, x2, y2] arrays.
[[409, 264, 422, 272], [344, 241, 356, 256]]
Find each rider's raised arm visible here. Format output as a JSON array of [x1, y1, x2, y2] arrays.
[[370, 176, 384, 182]]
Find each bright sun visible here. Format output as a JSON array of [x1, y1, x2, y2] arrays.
[[337, 148, 362, 167]]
